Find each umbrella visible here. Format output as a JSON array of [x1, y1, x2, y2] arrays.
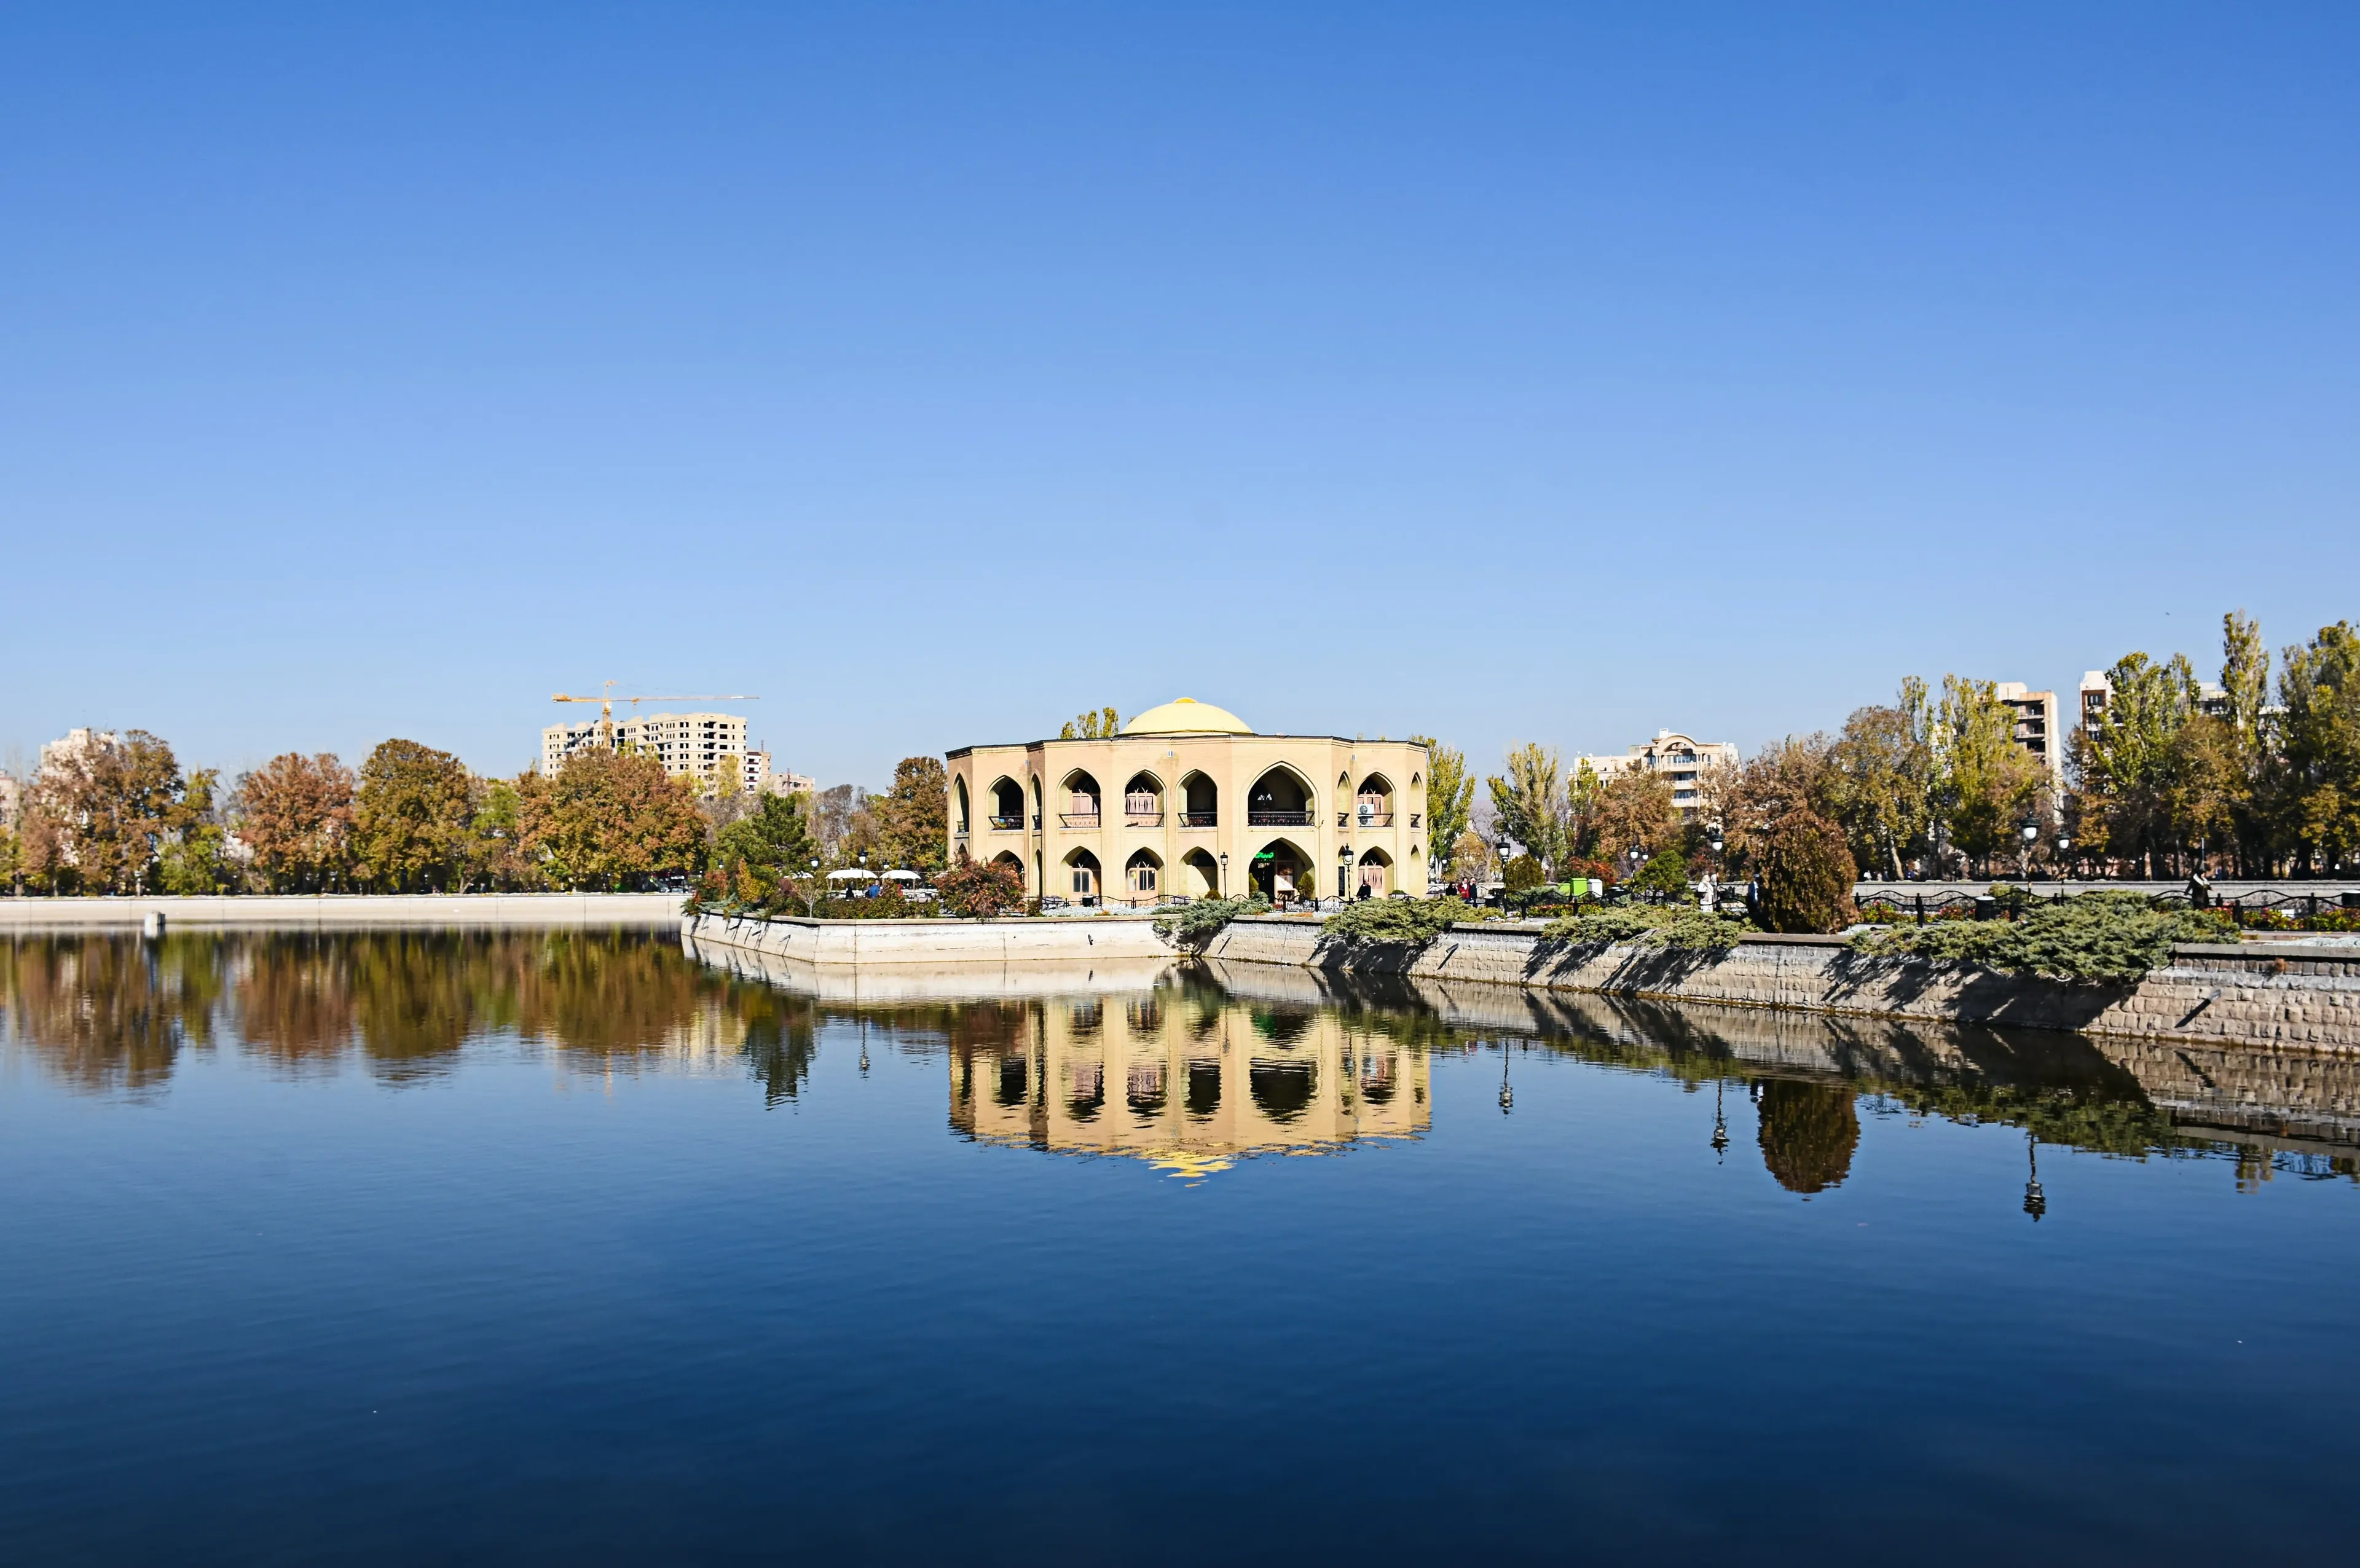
[[826, 868, 875, 881], [880, 869, 922, 882]]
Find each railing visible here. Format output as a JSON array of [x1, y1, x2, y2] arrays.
[[1058, 813, 1101, 829], [988, 815, 1023, 831], [1179, 811, 1217, 828], [1409, 813, 1420, 828], [1356, 812, 1394, 828], [1125, 812, 1163, 827], [1249, 810, 1315, 826]]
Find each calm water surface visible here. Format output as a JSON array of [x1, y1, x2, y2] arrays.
[[3, 929, 2357, 1564]]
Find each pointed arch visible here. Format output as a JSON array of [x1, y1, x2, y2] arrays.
[[1123, 847, 1163, 897], [1354, 772, 1395, 828], [1180, 849, 1219, 898], [1246, 836, 1315, 904], [953, 775, 971, 835], [1247, 764, 1317, 827], [1179, 770, 1218, 828], [987, 775, 1024, 828]]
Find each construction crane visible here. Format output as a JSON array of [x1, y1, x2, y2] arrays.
[[551, 683, 759, 751]]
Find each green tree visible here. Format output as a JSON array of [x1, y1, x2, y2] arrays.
[[2074, 653, 2199, 875], [713, 790, 820, 901], [1565, 758, 1605, 859], [1410, 736, 1476, 872], [869, 756, 950, 878], [1487, 743, 1567, 870], [2276, 621, 2360, 874], [1830, 679, 1932, 879], [468, 776, 537, 891], [1632, 849, 1692, 903], [1934, 676, 2043, 874], [1058, 707, 1122, 740], [351, 740, 475, 892], [156, 769, 232, 893], [519, 748, 709, 890], [1752, 809, 1857, 934]]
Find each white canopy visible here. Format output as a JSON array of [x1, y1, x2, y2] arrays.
[[826, 868, 875, 881], [880, 869, 922, 882]]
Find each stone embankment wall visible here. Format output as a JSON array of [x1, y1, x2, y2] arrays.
[[0, 893, 684, 929], [683, 911, 1174, 966], [1198, 918, 2360, 1053]]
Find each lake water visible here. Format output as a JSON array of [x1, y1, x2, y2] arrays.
[[4, 928, 2357, 1564]]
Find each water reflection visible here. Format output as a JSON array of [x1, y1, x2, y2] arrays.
[[1, 931, 819, 1102], [945, 976, 1431, 1178], [6, 931, 2356, 1195]]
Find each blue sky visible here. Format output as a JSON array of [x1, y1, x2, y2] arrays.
[[4, 2, 2354, 787]]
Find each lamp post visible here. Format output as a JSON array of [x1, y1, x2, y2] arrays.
[[1338, 844, 1353, 907], [2023, 1131, 2046, 1221], [1497, 833, 1514, 909], [1705, 824, 1725, 911], [806, 857, 819, 918], [2056, 834, 2073, 885], [2019, 812, 2039, 885], [1218, 851, 1229, 899], [1498, 1040, 1513, 1115]]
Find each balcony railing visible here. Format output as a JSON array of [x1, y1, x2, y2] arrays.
[[1355, 811, 1394, 828], [1058, 812, 1101, 829], [988, 815, 1023, 831], [1125, 811, 1163, 827], [1248, 810, 1315, 827], [1179, 811, 1217, 828]]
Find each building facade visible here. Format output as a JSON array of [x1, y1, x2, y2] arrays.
[[540, 711, 792, 794], [1578, 731, 1740, 820], [2076, 670, 2230, 744], [1993, 683, 2063, 780], [945, 699, 1431, 906]]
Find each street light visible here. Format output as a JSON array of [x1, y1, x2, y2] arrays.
[[2056, 833, 2073, 884], [1338, 844, 1353, 906], [1218, 851, 1229, 899], [1498, 1040, 1513, 1114], [2019, 812, 2040, 884], [2023, 1131, 2046, 1221]]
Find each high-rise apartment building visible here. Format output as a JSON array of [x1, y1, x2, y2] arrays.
[[1577, 731, 1740, 819], [540, 711, 793, 794], [1992, 683, 2062, 780], [2076, 670, 2230, 743]]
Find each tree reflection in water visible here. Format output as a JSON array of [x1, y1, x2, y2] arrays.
[[6, 932, 2356, 1193], [1753, 1079, 1861, 1194], [1, 931, 817, 1103]]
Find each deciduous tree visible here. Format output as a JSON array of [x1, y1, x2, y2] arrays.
[[1410, 736, 1475, 871], [518, 748, 707, 890], [235, 752, 356, 892], [1487, 743, 1567, 870], [868, 756, 950, 877], [25, 730, 191, 895], [351, 740, 475, 892]]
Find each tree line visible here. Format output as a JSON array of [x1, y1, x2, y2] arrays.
[[2, 735, 951, 896], [1433, 610, 2358, 888]]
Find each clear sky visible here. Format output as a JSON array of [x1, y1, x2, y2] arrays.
[[4, 2, 2354, 788]]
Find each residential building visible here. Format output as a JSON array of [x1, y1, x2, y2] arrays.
[[2077, 671, 2230, 743], [1993, 683, 2062, 780], [39, 727, 119, 776], [540, 711, 779, 794], [1578, 731, 1740, 819], [0, 771, 18, 832], [945, 697, 1430, 906]]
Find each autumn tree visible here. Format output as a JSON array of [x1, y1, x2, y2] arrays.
[[156, 770, 233, 893], [1590, 769, 1677, 867], [518, 747, 707, 890], [937, 849, 1026, 917], [1752, 809, 1857, 934], [468, 776, 538, 891], [236, 752, 356, 892], [348, 740, 476, 892], [23, 730, 194, 895], [1410, 736, 1475, 872], [869, 756, 950, 878], [2072, 654, 2200, 876], [1755, 1079, 1860, 1194]]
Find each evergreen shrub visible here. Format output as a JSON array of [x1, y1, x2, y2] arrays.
[[1753, 810, 1858, 933]]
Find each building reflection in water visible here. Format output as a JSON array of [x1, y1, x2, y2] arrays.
[[7, 931, 2357, 1201], [946, 980, 1430, 1178]]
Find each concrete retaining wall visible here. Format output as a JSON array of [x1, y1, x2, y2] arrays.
[[1198, 918, 2360, 1053], [682, 911, 1174, 966], [0, 893, 684, 928]]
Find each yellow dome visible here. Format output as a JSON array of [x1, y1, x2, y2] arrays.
[[1120, 697, 1253, 736]]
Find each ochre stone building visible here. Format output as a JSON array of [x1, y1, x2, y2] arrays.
[[945, 699, 1430, 906]]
